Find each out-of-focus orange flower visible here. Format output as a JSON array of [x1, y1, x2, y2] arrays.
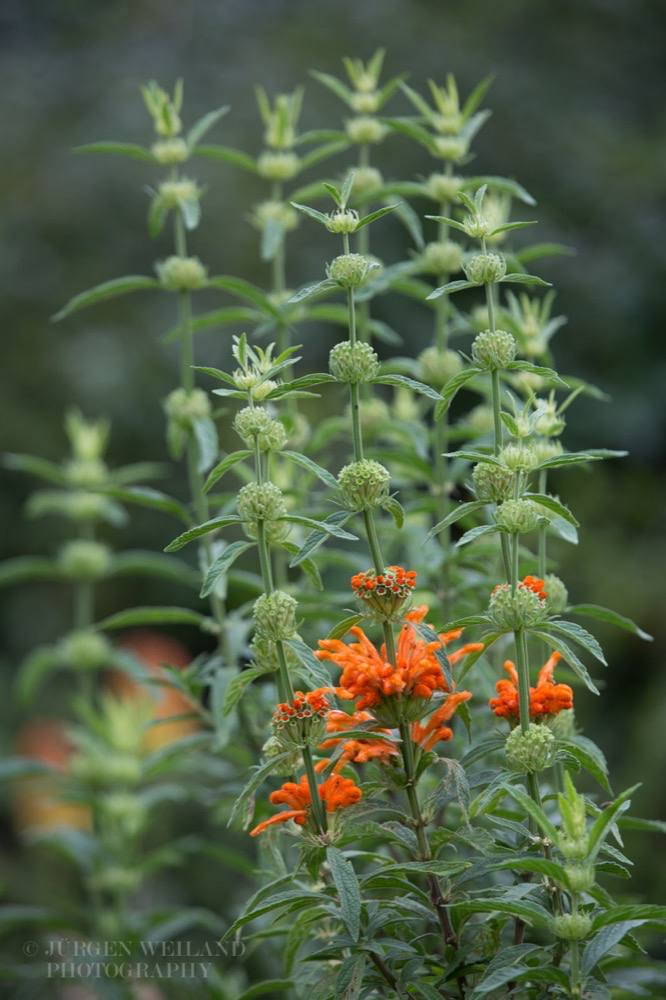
[[12, 721, 91, 833], [490, 651, 573, 724], [317, 709, 399, 772], [249, 772, 362, 836], [316, 605, 482, 720], [108, 631, 200, 750], [411, 691, 473, 751]]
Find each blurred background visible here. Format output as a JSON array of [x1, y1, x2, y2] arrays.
[[1, 0, 664, 955]]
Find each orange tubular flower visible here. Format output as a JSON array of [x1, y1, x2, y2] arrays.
[[249, 772, 361, 836], [411, 691, 473, 752], [316, 605, 482, 724], [318, 709, 399, 772], [490, 651, 573, 724]]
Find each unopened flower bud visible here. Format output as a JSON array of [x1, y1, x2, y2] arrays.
[[425, 173, 463, 202], [88, 867, 142, 895], [157, 177, 200, 207], [548, 707, 576, 740], [338, 460, 390, 511], [564, 863, 595, 893], [464, 405, 495, 436], [233, 406, 273, 444], [496, 498, 540, 533], [251, 380, 279, 402], [345, 116, 387, 143], [420, 240, 464, 276], [433, 135, 469, 161], [531, 439, 564, 464], [418, 347, 463, 388], [156, 255, 207, 291], [544, 574, 568, 615], [100, 792, 147, 838], [464, 253, 506, 285], [64, 458, 109, 489], [489, 583, 547, 630], [463, 214, 493, 239], [533, 400, 566, 438], [164, 387, 211, 428], [253, 590, 298, 641], [505, 723, 554, 773], [257, 151, 300, 180], [551, 913, 592, 941], [351, 166, 383, 195], [71, 752, 142, 788], [237, 482, 287, 522], [325, 209, 360, 234], [151, 138, 189, 164], [59, 630, 111, 671], [472, 329, 516, 370], [253, 200, 299, 232], [329, 341, 380, 383], [262, 735, 301, 775], [350, 91, 381, 114], [500, 443, 540, 474], [472, 462, 514, 503], [559, 834, 590, 860], [58, 540, 112, 580], [327, 253, 378, 288]]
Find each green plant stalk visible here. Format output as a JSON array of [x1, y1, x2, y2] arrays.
[[569, 894, 582, 999]]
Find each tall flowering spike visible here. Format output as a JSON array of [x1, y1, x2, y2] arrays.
[[351, 566, 417, 622], [411, 691, 473, 752], [271, 689, 331, 748], [318, 709, 399, 772], [490, 651, 573, 726], [317, 605, 482, 726], [249, 772, 361, 836]]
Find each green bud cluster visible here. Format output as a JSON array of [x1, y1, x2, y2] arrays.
[[63, 459, 109, 489], [464, 405, 496, 436], [433, 135, 469, 161], [262, 735, 301, 776], [338, 459, 390, 511], [157, 177, 200, 207], [531, 438, 563, 464], [350, 91, 381, 114], [329, 341, 380, 383], [489, 583, 547, 630], [500, 443, 540, 473], [237, 482, 287, 522], [71, 751, 143, 788], [88, 867, 142, 895], [564, 863, 596, 893], [156, 255, 208, 291], [351, 166, 382, 196], [257, 151, 300, 180], [100, 791, 147, 838], [233, 407, 287, 452], [425, 173, 463, 202], [472, 462, 514, 503], [58, 540, 112, 580], [533, 399, 566, 437], [418, 346, 463, 388], [420, 240, 464, 276], [544, 574, 568, 614], [253, 200, 299, 232], [253, 590, 298, 641], [496, 498, 540, 533], [59, 630, 111, 671], [327, 253, 378, 288], [152, 138, 188, 164], [164, 387, 211, 427], [505, 723, 554, 773], [464, 252, 506, 285], [551, 913, 592, 941], [472, 329, 517, 370], [345, 116, 387, 144], [325, 209, 360, 234]]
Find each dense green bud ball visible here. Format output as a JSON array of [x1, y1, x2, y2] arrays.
[[88, 867, 142, 895], [345, 116, 387, 143], [327, 253, 377, 288], [253, 590, 298, 641], [338, 460, 390, 511], [233, 406, 273, 443], [325, 209, 360, 234], [262, 736, 301, 775], [64, 458, 109, 489], [472, 462, 514, 503], [500, 443, 540, 473], [257, 151, 300, 180], [551, 913, 592, 941], [59, 630, 111, 671], [544, 574, 569, 614], [253, 200, 299, 231], [496, 498, 540, 533], [329, 341, 380, 383], [100, 792, 147, 838], [559, 834, 590, 860], [425, 173, 463, 202], [505, 723, 554, 773], [156, 255, 207, 291], [157, 177, 200, 207], [351, 166, 383, 196], [420, 240, 464, 275], [418, 346, 463, 388], [533, 400, 566, 437], [71, 752, 142, 788], [350, 91, 381, 113], [464, 253, 506, 285], [164, 387, 211, 427], [152, 138, 188, 164], [237, 482, 287, 522], [472, 328, 517, 370], [58, 540, 112, 580], [564, 863, 595, 893], [489, 584, 547, 630], [433, 135, 469, 161]]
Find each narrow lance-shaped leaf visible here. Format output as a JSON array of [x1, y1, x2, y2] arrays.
[[326, 847, 361, 941], [53, 276, 160, 321], [228, 751, 299, 829], [165, 515, 244, 552], [200, 541, 253, 599], [568, 603, 653, 642], [529, 629, 600, 695]]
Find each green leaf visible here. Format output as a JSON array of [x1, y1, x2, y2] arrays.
[[588, 785, 641, 859], [287, 279, 337, 304], [53, 276, 160, 320], [283, 515, 356, 540], [222, 665, 272, 717], [568, 604, 653, 642], [427, 279, 479, 300], [266, 373, 336, 397], [498, 272, 551, 287], [452, 897, 551, 925], [107, 551, 200, 585], [207, 275, 282, 317], [165, 515, 244, 552], [487, 856, 567, 882], [536, 450, 626, 471], [222, 889, 324, 940], [288, 510, 354, 567], [369, 373, 442, 402], [581, 920, 648, 976], [591, 904, 666, 931], [282, 450, 339, 489], [545, 619, 606, 665], [193, 416, 218, 475], [335, 954, 365, 1000], [228, 751, 299, 829], [15, 646, 60, 703], [186, 105, 229, 149], [235, 982, 294, 1000], [456, 523, 500, 548], [382, 495, 405, 529], [291, 201, 329, 225], [0, 557, 61, 587], [327, 615, 364, 640], [101, 486, 190, 524], [459, 737, 505, 768], [558, 736, 611, 794], [283, 638, 332, 689], [424, 213, 467, 234], [203, 450, 252, 492], [504, 785, 559, 840], [97, 607, 207, 629], [523, 492, 579, 527], [505, 360, 568, 388], [434, 368, 483, 418], [194, 144, 259, 173], [75, 141, 155, 161], [201, 541, 253, 598], [490, 220, 538, 237], [355, 203, 400, 230], [467, 944, 542, 996], [3, 452, 66, 485], [426, 500, 488, 542], [529, 629, 600, 695], [326, 847, 361, 941]]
